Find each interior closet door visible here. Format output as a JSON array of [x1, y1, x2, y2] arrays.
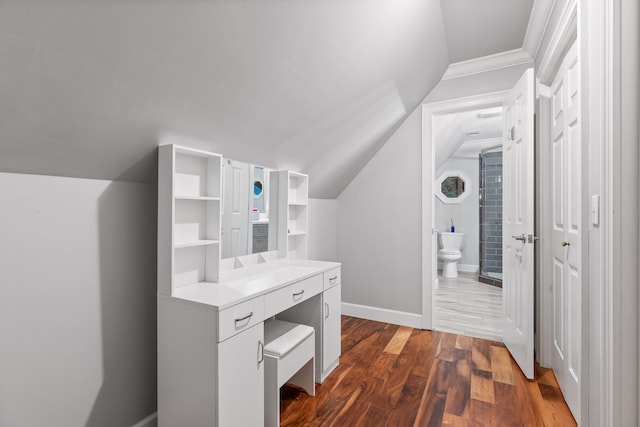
[[549, 40, 581, 422], [222, 160, 249, 258], [502, 68, 535, 379]]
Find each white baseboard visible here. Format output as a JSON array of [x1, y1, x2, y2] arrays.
[[132, 412, 157, 427], [437, 263, 479, 274], [458, 264, 479, 274], [342, 302, 422, 329]]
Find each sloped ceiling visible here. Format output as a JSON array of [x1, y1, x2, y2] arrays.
[[0, 0, 448, 198], [441, 0, 534, 62]]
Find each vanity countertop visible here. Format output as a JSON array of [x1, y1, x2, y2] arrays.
[[169, 259, 340, 310]]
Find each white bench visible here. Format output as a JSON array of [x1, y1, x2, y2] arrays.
[[264, 319, 315, 427]]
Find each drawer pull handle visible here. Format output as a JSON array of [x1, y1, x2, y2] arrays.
[[234, 312, 254, 324], [329, 276, 338, 284], [293, 290, 305, 299], [258, 340, 264, 364], [325, 302, 330, 319]]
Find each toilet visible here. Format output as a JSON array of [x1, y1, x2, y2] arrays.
[[438, 232, 466, 279]]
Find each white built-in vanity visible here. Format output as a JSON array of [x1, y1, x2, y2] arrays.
[[157, 144, 341, 426]]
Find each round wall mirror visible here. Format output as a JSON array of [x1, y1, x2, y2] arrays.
[[435, 170, 471, 204]]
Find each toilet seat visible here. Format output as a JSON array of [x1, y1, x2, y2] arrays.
[[439, 249, 461, 256]]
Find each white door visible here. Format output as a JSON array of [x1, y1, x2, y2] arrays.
[[222, 159, 249, 258], [549, 40, 581, 422], [502, 68, 535, 379]]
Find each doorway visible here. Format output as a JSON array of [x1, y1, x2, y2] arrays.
[[423, 68, 537, 382], [429, 106, 504, 342]]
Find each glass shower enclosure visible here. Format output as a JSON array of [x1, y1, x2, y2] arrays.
[[478, 149, 503, 287]]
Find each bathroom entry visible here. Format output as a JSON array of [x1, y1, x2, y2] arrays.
[[425, 69, 548, 386], [432, 105, 504, 342]]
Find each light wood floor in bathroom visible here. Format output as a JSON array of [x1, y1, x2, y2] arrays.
[[280, 316, 576, 426], [434, 274, 503, 342]]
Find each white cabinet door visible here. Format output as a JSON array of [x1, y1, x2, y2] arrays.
[[218, 323, 264, 427], [322, 284, 341, 371]]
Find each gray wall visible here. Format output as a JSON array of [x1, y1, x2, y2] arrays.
[[337, 107, 423, 314], [336, 65, 528, 316], [0, 173, 157, 427], [308, 198, 338, 262]]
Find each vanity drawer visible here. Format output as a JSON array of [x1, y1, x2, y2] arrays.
[[264, 274, 323, 318], [218, 296, 265, 342], [323, 267, 341, 290]]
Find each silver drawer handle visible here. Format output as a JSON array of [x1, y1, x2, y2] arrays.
[[257, 340, 264, 364], [329, 276, 338, 284], [293, 290, 304, 299], [234, 312, 253, 324]]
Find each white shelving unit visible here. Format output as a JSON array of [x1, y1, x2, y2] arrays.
[[272, 170, 308, 260], [158, 144, 223, 295]]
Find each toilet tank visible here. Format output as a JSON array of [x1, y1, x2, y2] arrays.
[[438, 232, 466, 250]]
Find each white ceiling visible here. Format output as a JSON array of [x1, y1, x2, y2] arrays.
[[434, 107, 503, 168], [0, 0, 540, 198], [441, 0, 534, 63]]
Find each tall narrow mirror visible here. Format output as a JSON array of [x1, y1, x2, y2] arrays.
[[221, 159, 278, 259]]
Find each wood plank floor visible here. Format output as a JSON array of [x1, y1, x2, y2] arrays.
[[280, 316, 576, 427]]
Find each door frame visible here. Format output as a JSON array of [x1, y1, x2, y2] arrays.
[[421, 90, 509, 330]]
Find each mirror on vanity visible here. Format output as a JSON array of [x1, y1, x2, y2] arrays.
[[221, 159, 278, 260]]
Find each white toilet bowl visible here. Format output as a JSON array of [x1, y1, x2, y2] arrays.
[[438, 232, 466, 279], [438, 249, 463, 278]]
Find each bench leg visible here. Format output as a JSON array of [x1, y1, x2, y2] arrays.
[[265, 358, 279, 427], [288, 358, 315, 397]]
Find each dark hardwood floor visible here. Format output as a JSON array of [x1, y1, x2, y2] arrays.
[[280, 316, 576, 426]]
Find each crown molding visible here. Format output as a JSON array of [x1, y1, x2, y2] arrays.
[[523, 0, 557, 59], [442, 48, 533, 80], [441, 0, 555, 81]]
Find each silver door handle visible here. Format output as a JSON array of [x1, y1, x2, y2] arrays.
[[325, 302, 329, 319], [257, 340, 264, 364], [561, 241, 570, 247], [512, 234, 526, 242]]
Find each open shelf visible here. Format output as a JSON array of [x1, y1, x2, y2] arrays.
[[272, 169, 309, 260], [174, 150, 222, 198], [287, 172, 308, 206], [175, 240, 220, 249], [175, 195, 221, 201], [159, 144, 223, 295], [287, 233, 308, 260]]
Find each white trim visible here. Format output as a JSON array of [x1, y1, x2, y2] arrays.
[[436, 263, 479, 274], [341, 302, 422, 329], [537, 0, 578, 82], [523, 0, 557, 59], [132, 412, 157, 427], [422, 90, 510, 331], [442, 49, 533, 80]]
